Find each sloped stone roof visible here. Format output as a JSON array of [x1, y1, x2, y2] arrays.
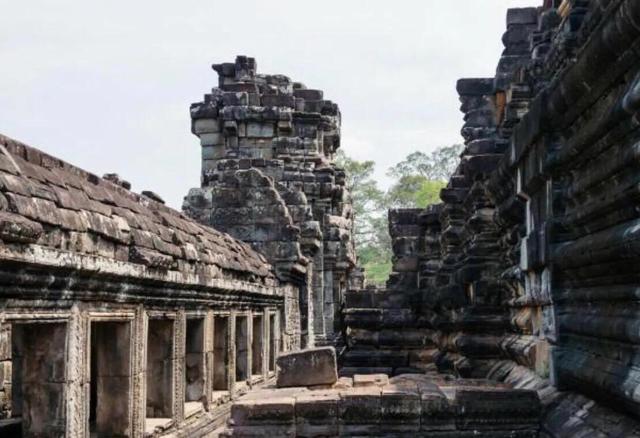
[[0, 133, 276, 286]]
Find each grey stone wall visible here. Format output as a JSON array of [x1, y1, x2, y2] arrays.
[[362, 1, 640, 435], [341, 1, 640, 435]]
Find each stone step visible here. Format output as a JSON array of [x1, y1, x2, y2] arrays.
[[222, 374, 542, 437]]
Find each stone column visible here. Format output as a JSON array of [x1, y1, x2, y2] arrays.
[[312, 250, 325, 340], [0, 321, 10, 419], [65, 304, 90, 438], [246, 313, 253, 384], [131, 306, 147, 438], [173, 311, 186, 422], [227, 312, 237, 394], [203, 310, 214, 410]]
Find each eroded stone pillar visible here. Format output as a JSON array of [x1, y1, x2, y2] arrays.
[[0, 322, 10, 420], [66, 306, 89, 438]]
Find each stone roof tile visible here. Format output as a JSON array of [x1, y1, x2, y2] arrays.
[[0, 133, 276, 285]]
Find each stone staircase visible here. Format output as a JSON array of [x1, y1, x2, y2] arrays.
[[340, 287, 439, 376]]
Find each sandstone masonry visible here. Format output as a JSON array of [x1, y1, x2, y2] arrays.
[[0, 133, 299, 437], [342, 0, 640, 436], [183, 56, 357, 348]]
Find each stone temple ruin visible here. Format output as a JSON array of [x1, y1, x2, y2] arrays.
[[2, 0, 640, 436], [183, 56, 357, 348]]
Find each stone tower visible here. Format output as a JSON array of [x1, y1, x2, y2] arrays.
[[183, 56, 357, 347]]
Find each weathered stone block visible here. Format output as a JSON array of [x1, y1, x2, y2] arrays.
[[276, 347, 338, 388], [380, 383, 421, 432], [193, 118, 221, 134], [200, 132, 224, 146], [506, 7, 538, 26], [420, 382, 456, 431], [231, 396, 296, 426], [247, 122, 275, 138], [338, 386, 381, 435], [295, 391, 339, 437], [202, 145, 226, 160], [293, 89, 323, 100]]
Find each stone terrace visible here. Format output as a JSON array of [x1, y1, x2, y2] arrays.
[[220, 373, 541, 437]]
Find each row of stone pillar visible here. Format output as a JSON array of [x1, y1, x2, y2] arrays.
[[0, 303, 282, 438]]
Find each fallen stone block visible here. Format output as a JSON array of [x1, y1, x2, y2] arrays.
[[276, 347, 338, 388]]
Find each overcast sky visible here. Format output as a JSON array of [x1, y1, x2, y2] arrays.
[[1, 0, 537, 208]]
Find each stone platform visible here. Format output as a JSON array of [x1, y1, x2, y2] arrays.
[[220, 373, 541, 437]]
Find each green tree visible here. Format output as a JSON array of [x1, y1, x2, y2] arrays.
[[335, 151, 390, 284], [336, 150, 384, 243], [387, 144, 463, 181], [386, 176, 446, 209], [385, 144, 463, 209]]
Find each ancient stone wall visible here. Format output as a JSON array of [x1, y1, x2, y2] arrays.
[[353, 1, 640, 436], [184, 57, 357, 349], [342, 209, 440, 375], [339, 1, 640, 435]]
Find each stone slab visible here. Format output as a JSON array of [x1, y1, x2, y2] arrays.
[[276, 347, 338, 388]]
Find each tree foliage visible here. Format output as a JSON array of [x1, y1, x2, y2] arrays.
[[335, 150, 385, 246], [386, 176, 446, 209], [387, 144, 463, 181], [338, 144, 463, 285]]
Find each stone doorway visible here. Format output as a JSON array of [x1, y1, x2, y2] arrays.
[[146, 318, 174, 421], [184, 317, 205, 416], [11, 322, 67, 437], [251, 314, 263, 379], [89, 321, 132, 437], [213, 315, 229, 395], [235, 315, 249, 384]]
